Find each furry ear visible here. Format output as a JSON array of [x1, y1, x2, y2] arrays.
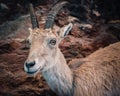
[[58, 23, 73, 38]]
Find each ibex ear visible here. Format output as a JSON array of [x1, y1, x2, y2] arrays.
[[58, 23, 73, 38]]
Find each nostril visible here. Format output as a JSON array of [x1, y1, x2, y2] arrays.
[[25, 61, 35, 68]]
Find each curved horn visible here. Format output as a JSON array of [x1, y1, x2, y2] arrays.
[[44, 1, 68, 29], [29, 3, 39, 29]]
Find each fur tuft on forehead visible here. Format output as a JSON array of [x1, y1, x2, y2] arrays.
[[28, 27, 59, 42], [29, 28, 53, 36]]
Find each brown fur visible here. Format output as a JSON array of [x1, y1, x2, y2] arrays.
[[73, 42, 120, 96]]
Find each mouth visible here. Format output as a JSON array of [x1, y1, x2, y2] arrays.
[[25, 66, 44, 75], [26, 70, 38, 74], [24, 66, 39, 75]]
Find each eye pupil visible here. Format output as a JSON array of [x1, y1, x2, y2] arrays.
[[50, 39, 56, 45]]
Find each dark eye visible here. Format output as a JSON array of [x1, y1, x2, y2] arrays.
[[49, 39, 56, 46]]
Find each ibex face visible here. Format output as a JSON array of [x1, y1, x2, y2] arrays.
[[24, 24, 72, 75], [24, 2, 72, 75]]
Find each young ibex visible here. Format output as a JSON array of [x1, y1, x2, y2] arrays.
[[24, 2, 120, 96]]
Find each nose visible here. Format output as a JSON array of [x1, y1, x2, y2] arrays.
[[25, 61, 35, 68]]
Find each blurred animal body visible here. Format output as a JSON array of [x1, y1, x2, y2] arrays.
[[24, 1, 120, 96]]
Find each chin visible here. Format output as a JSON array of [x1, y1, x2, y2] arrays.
[[27, 70, 40, 77], [24, 66, 40, 76]]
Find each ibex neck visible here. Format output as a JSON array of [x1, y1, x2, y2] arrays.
[[42, 49, 73, 96]]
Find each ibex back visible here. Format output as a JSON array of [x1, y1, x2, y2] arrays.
[[24, 2, 120, 96]]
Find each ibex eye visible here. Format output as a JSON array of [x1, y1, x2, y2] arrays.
[[49, 39, 56, 46]]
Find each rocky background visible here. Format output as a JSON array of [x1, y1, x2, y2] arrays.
[[0, 0, 120, 96]]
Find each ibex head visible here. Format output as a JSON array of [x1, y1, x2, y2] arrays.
[[24, 2, 73, 74]]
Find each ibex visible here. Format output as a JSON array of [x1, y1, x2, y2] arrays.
[[24, 1, 120, 96]]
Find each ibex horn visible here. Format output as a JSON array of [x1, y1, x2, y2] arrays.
[[29, 3, 39, 29], [44, 1, 68, 29]]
